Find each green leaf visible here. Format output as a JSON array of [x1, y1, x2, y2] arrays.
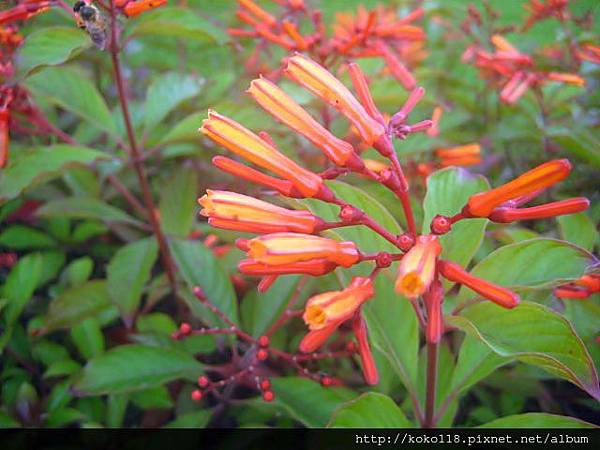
[[107, 238, 158, 325], [447, 301, 600, 400], [131, 386, 173, 410], [144, 72, 204, 130], [164, 410, 211, 428], [73, 344, 203, 396], [548, 126, 600, 169], [456, 238, 595, 304], [158, 167, 198, 237], [42, 280, 116, 334], [70, 318, 105, 360], [59, 257, 94, 287], [328, 393, 413, 428], [0, 225, 57, 250], [170, 238, 239, 326], [242, 275, 302, 337], [558, 212, 598, 252], [125, 7, 229, 44], [158, 112, 204, 145], [479, 413, 595, 428], [36, 197, 143, 227], [0, 145, 108, 204], [25, 66, 117, 137], [16, 27, 90, 78], [271, 377, 356, 427], [422, 167, 489, 268]]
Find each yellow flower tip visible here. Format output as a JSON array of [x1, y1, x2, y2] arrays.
[[491, 34, 518, 53], [284, 53, 385, 145], [394, 235, 441, 299]]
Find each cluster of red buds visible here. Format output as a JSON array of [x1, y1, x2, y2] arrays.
[[554, 274, 600, 300], [191, 52, 591, 390], [228, 0, 425, 89], [522, 0, 570, 31], [462, 34, 586, 105], [172, 286, 350, 403]]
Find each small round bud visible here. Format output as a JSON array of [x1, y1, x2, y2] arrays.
[[197, 376, 210, 388], [258, 335, 270, 347], [431, 215, 452, 235], [346, 341, 357, 353], [179, 323, 191, 335], [262, 390, 275, 402], [397, 233, 415, 252], [191, 390, 203, 402], [321, 376, 332, 386], [260, 378, 271, 391], [257, 349, 269, 361], [339, 205, 364, 222], [375, 252, 392, 268]]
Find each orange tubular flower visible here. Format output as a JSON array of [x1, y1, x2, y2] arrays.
[[284, 54, 386, 145], [426, 106, 443, 137], [379, 43, 417, 91], [198, 190, 322, 234], [395, 235, 442, 299], [577, 44, 600, 65], [238, 0, 277, 28], [247, 77, 363, 169], [465, 159, 572, 217], [200, 110, 323, 197], [547, 72, 586, 87], [489, 197, 590, 223], [0, 108, 8, 168], [436, 143, 481, 167], [123, 0, 167, 17], [352, 313, 378, 385], [239, 258, 337, 276], [302, 278, 374, 332], [438, 260, 520, 309], [246, 233, 360, 268]]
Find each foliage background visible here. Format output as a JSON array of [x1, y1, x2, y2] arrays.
[[0, 0, 599, 428]]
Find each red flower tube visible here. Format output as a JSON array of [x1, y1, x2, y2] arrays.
[[489, 197, 590, 223], [465, 159, 572, 217], [352, 312, 378, 385], [438, 260, 520, 309]]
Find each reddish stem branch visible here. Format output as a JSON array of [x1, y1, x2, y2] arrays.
[[424, 341, 439, 428], [108, 0, 178, 295]]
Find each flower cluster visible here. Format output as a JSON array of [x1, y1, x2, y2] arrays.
[[554, 274, 600, 300], [462, 34, 585, 104], [228, 0, 425, 88], [193, 53, 590, 387]]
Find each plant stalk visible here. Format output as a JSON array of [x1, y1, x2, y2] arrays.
[[424, 340, 439, 428]]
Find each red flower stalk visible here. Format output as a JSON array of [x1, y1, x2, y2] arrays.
[[438, 260, 520, 308], [200, 110, 324, 198], [464, 159, 572, 217], [284, 53, 386, 146], [395, 235, 442, 299], [424, 280, 443, 344], [247, 77, 364, 169], [122, 0, 167, 17], [242, 232, 360, 269], [198, 190, 323, 234], [0, 104, 8, 168], [488, 197, 590, 223], [352, 312, 378, 385]]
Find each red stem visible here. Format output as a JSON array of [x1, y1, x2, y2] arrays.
[[424, 340, 439, 428]]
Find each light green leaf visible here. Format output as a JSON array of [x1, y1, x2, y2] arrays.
[[0, 145, 108, 204], [164, 410, 211, 428], [107, 238, 158, 324], [73, 344, 203, 396], [70, 318, 105, 360], [558, 212, 598, 252], [16, 27, 90, 78], [170, 238, 239, 326], [422, 167, 489, 268], [479, 413, 595, 428], [42, 280, 116, 334], [159, 112, 204, 145], [25, 66, 117, 137], [158, 167, 198, 237], [456, 238, 595, 304], [0, 225, 57, 250], [36, 197, 143, 227], [144, 72, 204, 130], [328, 393, 413, 428], [125, 7, 229, 44], [271, 377, 356, 427], [548, 126, 600, 169], [447, 301, 600, 400]]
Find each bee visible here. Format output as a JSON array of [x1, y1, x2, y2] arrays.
[[73, 1, 107, 51]]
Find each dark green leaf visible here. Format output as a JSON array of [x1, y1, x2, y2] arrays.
[[0, 145, 108, 204], [478, 413, 595, 428], [16, 27, 90, 78], [73, 344, 203, 396], [36, 197, 144, 227], [0, 225, 57, 250], [107, 238, 158, 324], [328, 393, 413, 428]]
